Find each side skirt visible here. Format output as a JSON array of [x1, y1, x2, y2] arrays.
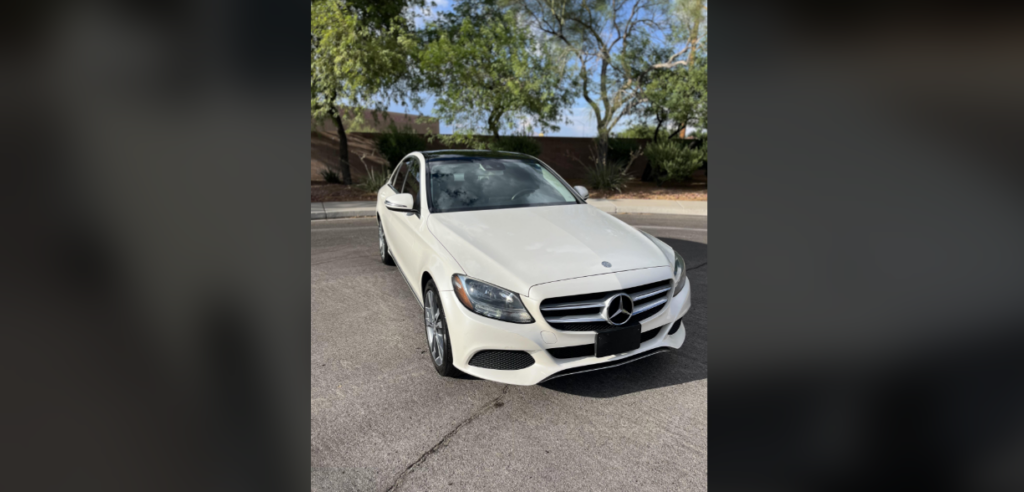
[[392, 251, 423, 308]]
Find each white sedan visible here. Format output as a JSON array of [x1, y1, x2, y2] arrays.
[[376, 150, 691, 385]]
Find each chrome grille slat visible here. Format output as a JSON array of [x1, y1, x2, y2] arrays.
[[632, 297, 667, 316], [630, 286, 671, 302], [540, 300, 606, 312], [544, 314, 606, 324]]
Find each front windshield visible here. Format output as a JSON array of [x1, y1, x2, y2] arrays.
[[427, 156, 580, 213]]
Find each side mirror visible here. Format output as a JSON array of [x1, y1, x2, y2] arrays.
[[574, 185, 589, 201], [385, 193, 415, 212]]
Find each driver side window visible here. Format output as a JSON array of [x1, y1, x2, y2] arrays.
[[403, 158, 421, 210], [389, 159, 408, 190]]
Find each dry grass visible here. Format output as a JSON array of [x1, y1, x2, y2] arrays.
[[311, 183, 377, 202]]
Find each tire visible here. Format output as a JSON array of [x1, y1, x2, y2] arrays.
[[378, 219, 395, 266], [423, 280, 458, 377]]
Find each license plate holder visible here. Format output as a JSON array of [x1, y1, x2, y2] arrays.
[[595, 324, 642, 357]]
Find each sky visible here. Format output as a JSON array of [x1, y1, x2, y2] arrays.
[[394, 0, 637, 138]]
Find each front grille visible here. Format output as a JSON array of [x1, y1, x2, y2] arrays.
[[539, 279, 672, 332], [547, 324, 666, 359], [468, 350, 535, 370]]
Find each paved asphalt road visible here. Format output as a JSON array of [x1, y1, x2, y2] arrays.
[[312, 213, 708, 492]]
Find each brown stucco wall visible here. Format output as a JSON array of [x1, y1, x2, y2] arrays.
[[311, 131, 651, 184]]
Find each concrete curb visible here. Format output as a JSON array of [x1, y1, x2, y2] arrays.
[[311, 199, 706, 220], [311, 201, 377, 219]]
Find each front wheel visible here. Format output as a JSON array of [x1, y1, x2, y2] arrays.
[[423, 280, 458, 377], [378, 220, 395, 266]]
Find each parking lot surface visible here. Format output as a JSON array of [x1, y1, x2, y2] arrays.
[[312, 213, 708, 492]]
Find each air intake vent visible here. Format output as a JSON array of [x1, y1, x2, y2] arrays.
[[641, 324, 664, 342], [468, 350, 535, 370], [539, 279, 672, 331], [668, 318, 682, 335]]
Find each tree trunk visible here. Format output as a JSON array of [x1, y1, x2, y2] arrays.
[[334, 111, 352, 185], [488, 108, 503, 142], [641, 148, 654, 182], [596, 130, 609, 168]]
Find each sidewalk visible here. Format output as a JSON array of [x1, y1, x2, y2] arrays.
[[311, 199, 707, 220]]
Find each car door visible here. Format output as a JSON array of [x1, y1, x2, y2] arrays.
[[379, 157, 408, 258], [387, 155, 430, 296]]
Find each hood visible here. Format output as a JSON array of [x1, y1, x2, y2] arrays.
[[427, 204, 669, 297]]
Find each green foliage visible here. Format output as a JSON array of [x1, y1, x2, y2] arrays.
[[344, 0, 422, 31], [645, 138, 706, 182], [320, 168, 342, 184], [641, 52, 708, 139], [420, 0, 573, 140], [504, 0, 706, 166], [617, 125, 658, 140], [489, 135, 542, 156], [570, 139, 640, 193], [375, 126, 427, 170], [356, 166, 391, 192], [607, 138, 642, 165], [310, 0, 420, 125], [311, 0, 422, 184], [586, 160, 631, 193]]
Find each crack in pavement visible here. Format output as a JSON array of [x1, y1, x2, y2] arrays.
[[385, 385, 511, 492], [687, 261, 708, 272]]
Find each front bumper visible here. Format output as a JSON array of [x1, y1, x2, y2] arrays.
[[440, 276, 692, 386]]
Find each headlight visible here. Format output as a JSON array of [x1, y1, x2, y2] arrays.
[[451, 275, 534, 323], [672, 251, 687, 297]]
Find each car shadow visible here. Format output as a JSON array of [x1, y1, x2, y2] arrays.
[[540, 237, 707, 398]]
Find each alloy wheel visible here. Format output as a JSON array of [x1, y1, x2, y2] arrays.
[[424, 290, 446, 366]]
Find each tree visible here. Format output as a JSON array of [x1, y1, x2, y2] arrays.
[[310, 0, 421, 184], [616, 124, 659, 139], [505, 0, 707, 164], [638, 51, 707, 143], [420, 0, 573, 145]]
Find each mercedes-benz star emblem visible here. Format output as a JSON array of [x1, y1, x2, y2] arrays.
[[602, 261, 612, 268], [602, 293, 634, 325]]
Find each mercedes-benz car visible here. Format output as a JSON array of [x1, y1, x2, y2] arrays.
[[376, 150, 691, 385]]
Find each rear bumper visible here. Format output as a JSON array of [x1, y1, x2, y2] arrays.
[[440, 276, 692, 386]]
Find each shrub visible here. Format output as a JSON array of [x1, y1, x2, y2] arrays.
[[490, 135, 542, 156], [356, 166, 390, 193], [616, 124, 657, 140], [585, 160, 631, 193], [375, 125, 428, 171], [645, 138, 705, 182], [353, 149, 391, 192], [568, 139, 641, 193], [320, 168, 342, 184], [607, 138, 641, 166]]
